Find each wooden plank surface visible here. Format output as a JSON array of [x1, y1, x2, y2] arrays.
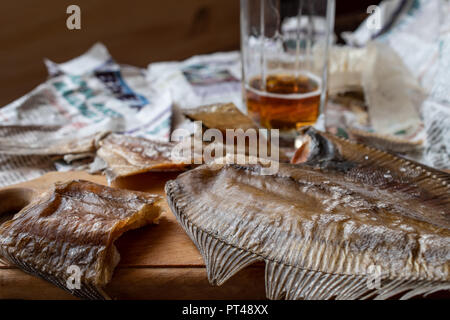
[[0, 0, 240, 107], [0, 170, 266, 299]]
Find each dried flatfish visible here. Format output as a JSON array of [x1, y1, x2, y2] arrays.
[[0, 180, 164, 299], [0, 125, 107, 156], [183, 103, 257, 131], [166, 129, 450, 300], [346, 127, 423, 155], [184, 103, 290, 163], [97, 134, 192, 182]]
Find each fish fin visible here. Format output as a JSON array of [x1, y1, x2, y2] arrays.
[[197, 228, 262, 285], [1, 247, 109, 300], [265, 261, 307, 299], [176, 210, 261, 286], [265, 259, 450, 300], [265, 261, 368, 300], [166, 180, 262, 285], [399, 281, 450, 300]]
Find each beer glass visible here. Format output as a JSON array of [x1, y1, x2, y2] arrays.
[[240, 0, 335, 142]]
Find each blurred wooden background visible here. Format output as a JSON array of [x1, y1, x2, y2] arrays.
[[0, 0, 377, 107]]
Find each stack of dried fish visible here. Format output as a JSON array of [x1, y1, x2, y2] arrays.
[[92, 103, 289, 182], [1, 100, 448, 300]]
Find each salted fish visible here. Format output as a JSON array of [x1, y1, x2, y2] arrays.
[[184, 103, 290, 163], [166, 128, 450, 300], [183, 103, 257, 132], [347, 127, 424, 155], [0, 180, 164, 299], [0, 125, 107, 156], [96, 134, 192, 182]]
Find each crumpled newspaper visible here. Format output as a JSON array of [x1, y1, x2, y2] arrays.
[[323, 42, 426, 155], [338, 0, 449, 169], [146, 51, 243, 134], [0, 43, 172, 186], [147, 51, 242, 110]]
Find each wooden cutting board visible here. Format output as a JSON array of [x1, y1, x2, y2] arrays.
[[0, 171, 267, 300]]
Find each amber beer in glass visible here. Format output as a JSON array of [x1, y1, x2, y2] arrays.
[[240, 0, 335, 142]]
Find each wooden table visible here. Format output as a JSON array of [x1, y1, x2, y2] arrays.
[[0, 171, 266, 300], [1, 171, 448, 300]]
